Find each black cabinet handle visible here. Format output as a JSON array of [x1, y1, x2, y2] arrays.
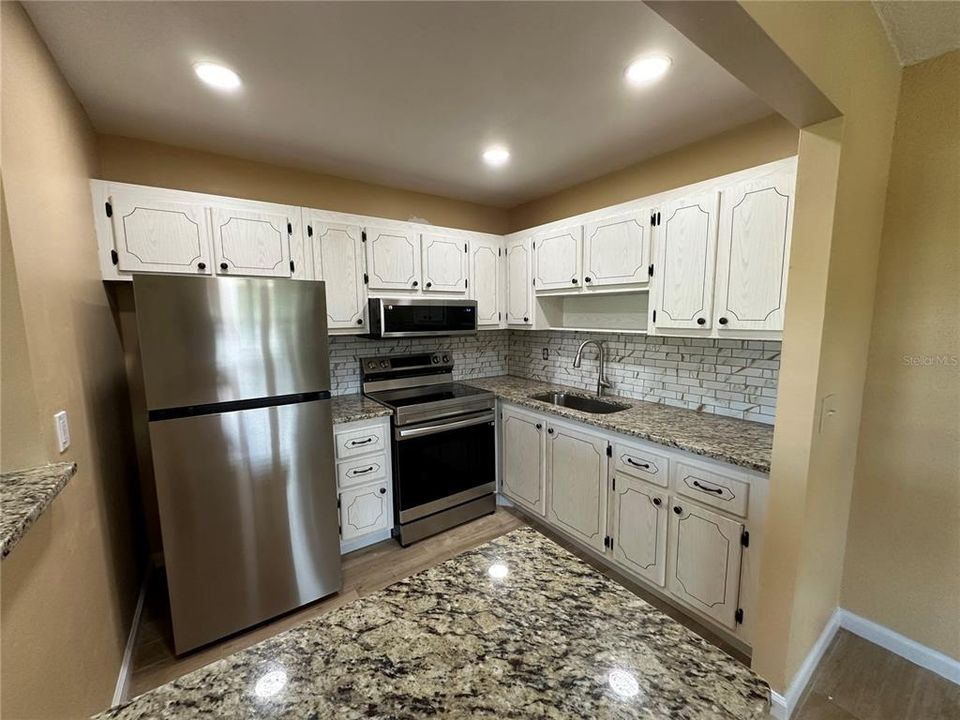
[[379, 487, 387, 495], [584, 276, 592, 283], [673, 505, 682, 515], [719, 317, 729, 325], [535, 423, 542, 430], [697, 317, 706, 326], [626, 458, 650, 469], [197, 262, 206, 270], [693, 480, 723, 495], [349, 437, 374, 447], [653, 497, 662, 507], [412, 280, 419, 288], [547, 428, 555, 435], [220, 262, 228, 271], [426, 282, 432, 288], [353, 466, 375, 475], [571, 278, 578, 284]]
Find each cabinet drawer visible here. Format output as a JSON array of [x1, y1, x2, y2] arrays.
[[334, 424, 387, 460], [337, 453, 388, 490], [673, 461, 749, 517], [612, 442, 670, 487], [339, 480, 391, 542]]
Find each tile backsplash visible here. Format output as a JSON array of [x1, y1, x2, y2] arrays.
[[330, 329, 780, 424], [508, 331, 780, 424]]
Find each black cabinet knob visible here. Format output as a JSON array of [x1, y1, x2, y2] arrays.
[[412, 280, 419, 288], [379, 487, 387, 495], [719, 317, 729, 325], [426, 282, 432, 288], [356, 318, 363, 325], [571, 278, 578, 284], [547, 428, 555, 435], [523, 316, 529, 322], [220, 262, 228, 271], [696, 317, 706, 326], [653, 497, 662, 507], [673, 505, 682, 515], [197, 262, 206, 270], [535, 423, 542, 430], [584, 277, 592, 283]]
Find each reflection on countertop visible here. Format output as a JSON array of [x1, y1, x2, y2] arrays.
[[467, 375, 774, 472], [1, 462, 77, 559], [95, 526, 770, 719]]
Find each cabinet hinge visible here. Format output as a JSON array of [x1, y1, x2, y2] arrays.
[[287, 222, 292, 235], [110, 249, 119, 266], [648, 263, 654, 277], [104, 201, 113, 218], [465, 278, 468, 289], [741, 529, 750, 548], [532, 278, 536, 287], [361, 230, 367, 242], [307, 225, 313, 238], [464, 242, 468, 253], [498, 248, 502, 257], [498, 311, 502, 321], [290, 260, 296, 273], [657, 211, 661, 225], [606, 444, 612, 457], [363, 272, 369, 285], [735, 608, 744, 625], [532, 241, 536, 250], [612, 477, 616, 491], [650, 212, 655, 226], [652, 310, 657, 323]]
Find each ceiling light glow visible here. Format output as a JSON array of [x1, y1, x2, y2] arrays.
[[194, 62, 242, 91], [624, 55, 672, 86], [488, 562, 509, 580], [254, 669, 288, 699], [482, 146, 511, 167], [608, 668, 640, 699]]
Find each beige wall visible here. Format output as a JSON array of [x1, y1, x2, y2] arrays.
[[841, 51, 960, 660], [508, 114, 798, 230], [1, 3, 143, 717], [96, 134, 510, 235], [740, 0, 904, 692]]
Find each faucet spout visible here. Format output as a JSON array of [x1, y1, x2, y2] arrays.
[[573, 339, 612, 397]]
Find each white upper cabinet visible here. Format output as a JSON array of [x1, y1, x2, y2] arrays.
[[210, 204, 293, 278], [108, 189, 212, 275], [500, 405, 546, 515], [651, 191, 720, 331], [667, 500, 743, 629], [506, 236, 533, 325], [364, 225, 421, 291], [309, 218, 367, 331], [714, 167, 795, 333], [545, 421, 608, 552], [583, 211, 649, 289], [534, 224, 582, 291], [421, 233, 467, 294], [610, 473, 668, 587], [470, 237, 502, 327]]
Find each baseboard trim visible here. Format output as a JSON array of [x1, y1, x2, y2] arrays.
[[112, 563, 151, 707], [837, 609, 960, 685], [768, 608, 842, 719]]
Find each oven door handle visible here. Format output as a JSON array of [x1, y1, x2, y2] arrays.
[[396, 411, 496, 440]]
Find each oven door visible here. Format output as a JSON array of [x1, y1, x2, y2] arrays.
[[394, 410, 496, 523]]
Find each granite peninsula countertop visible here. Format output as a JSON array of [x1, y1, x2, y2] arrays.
[[330, 393, 392, 425], [96, 526, 770, 719], [466, 376, 774, 473], [1, 462, 77, 559]]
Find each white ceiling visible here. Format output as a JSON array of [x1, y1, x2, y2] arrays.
[[873, 1, 960, 66], [24, 1, 774, 208]]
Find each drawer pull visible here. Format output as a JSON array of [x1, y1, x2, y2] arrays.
[[349, 437, 374, 447], [626, 458, 651, 469], [352, 465, 375, 475], [693, 480, 723, 495]]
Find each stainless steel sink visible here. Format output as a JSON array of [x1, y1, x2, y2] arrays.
[[529, 392, 629, 415]]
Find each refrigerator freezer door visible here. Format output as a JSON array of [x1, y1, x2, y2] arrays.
[[134, 275, 330, 410], [149, 397, 340, 654]]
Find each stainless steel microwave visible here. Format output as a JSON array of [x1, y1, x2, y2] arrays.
[[366, 298, 478, 338]]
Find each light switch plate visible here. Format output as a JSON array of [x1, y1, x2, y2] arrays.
[[54, 410, 70, 453]]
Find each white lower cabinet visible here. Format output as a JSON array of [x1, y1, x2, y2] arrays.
[[610, 472, 668, 587], [667, 501, 744, 630], [334, 417, 393, 552], [500, 406, 546, 515], [339, 480, 391, 542], [544, 421, 608, 553]]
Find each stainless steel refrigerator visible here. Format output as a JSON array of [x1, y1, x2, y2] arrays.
[[134, 275, 341, 654]]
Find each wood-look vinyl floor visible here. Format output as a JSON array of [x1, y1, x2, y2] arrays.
[[127, 508, 959, 720]]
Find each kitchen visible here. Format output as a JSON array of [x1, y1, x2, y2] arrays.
[[2, 2, 958, 720]]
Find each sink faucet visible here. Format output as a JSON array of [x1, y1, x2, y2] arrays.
[[573, 339, 612, 397]]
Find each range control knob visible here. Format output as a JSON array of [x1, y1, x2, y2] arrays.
[[367, 361, 377, 370], [441, 354, 449, 363], [431, 355, 440, 364], [379, 360, 389, 369]]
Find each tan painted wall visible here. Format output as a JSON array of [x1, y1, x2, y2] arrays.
[[96, 135, 510, 235], [740, 0, 904, 692], [0, 3, 143, 717], [841, 51, 960, 660], [508, 114, 798, 230]]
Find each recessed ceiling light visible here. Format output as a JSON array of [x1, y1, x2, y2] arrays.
[[624, 55, 672, 86], [194, 62, 242, 91], [482, 146, 511, 167]]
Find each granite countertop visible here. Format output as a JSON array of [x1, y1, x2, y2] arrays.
[[466, 375, 774, 473], [1, 462, 77, 559], [329, 393, 392, 425], [96, 526, 769, 719]]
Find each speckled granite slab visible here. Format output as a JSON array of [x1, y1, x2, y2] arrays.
[[96, 527, 769, 719], [330, 393, 392, 425], [1, 462, 77, 559], [466, 376, 774, 472]]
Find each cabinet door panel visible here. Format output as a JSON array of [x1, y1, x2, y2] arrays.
[[535, 225, 582, 291], [110, 193, 211, 274], [312, 221, 366, 330], [653, 192, 719, 330], [500, 407, 545, 515], [714, 170, 794, 332], [365, 226, 420, 291], [470, 238, 502, 326], [545, 422, 607, 551], [422, 233, 467, 293], [583, 211, 649, 288], [667, 500, 743, 629], [211, 207, 291, 278], [339, 480, 390, 542], [506, 238, 533, 325], [611, 474, 667, 586]]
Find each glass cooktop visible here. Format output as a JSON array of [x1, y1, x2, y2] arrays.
[[367, 383, 492, 409]]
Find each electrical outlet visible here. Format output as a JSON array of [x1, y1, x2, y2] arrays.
[[542, 348, 549, 360], [54, 410, 70, 453]]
